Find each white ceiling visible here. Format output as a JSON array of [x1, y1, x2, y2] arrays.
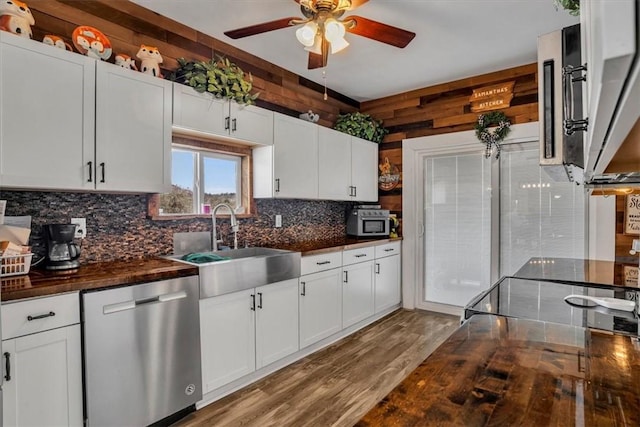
[[131, 0, 579, 102]]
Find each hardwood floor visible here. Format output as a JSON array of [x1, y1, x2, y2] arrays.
[[176, 309, 459, 427]]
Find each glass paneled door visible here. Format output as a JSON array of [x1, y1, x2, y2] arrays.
[[423, 152, 493, 307]]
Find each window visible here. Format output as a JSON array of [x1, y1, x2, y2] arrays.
[[159, 146, 244, 216]]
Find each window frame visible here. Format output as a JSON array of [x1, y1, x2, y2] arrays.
[[147, 136, 253, 220]]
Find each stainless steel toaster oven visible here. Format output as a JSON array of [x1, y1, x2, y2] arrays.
[[347, 205, 390, 237]]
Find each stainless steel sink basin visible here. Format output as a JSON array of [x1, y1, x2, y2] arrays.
[[167, 248, 301, 298]]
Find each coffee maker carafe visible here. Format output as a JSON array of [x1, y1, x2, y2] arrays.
[[44, 224, 81, 270]]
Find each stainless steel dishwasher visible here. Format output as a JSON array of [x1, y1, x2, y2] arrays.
[[82, 276, 201, 426]]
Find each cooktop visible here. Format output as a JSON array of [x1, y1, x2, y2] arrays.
[[465, 276, 639, 337]]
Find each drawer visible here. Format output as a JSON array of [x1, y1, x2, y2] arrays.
[[301, 251, 342, 275], [375, 241, 401, 259], [2, 292, 80, 340], [342, 246, 375, 266]]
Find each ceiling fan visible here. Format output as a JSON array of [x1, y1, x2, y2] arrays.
[[224, 0, 416, 69]]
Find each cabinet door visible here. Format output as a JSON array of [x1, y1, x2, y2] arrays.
[[172, 83, 228, 136], [230, 102, 274, 145], [351, 137, 379, 202], [299, 269, 342, 348], [318, 126, 351, 200], [0, 32, 95, 190], [3, 325, 83, 427], [273, 113, 318, 199], [342, 261, 375, 328], [95, 61, 172, 192], [375, 255, 401, 312], [255, 279, 299, 369], [200, 289, 256, 393]]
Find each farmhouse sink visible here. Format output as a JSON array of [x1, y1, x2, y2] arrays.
[[167, 248, 301, 298]]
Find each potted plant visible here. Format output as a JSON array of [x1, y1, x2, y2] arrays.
[[554, 0, 579, 16], [169, 56, 259, 105], [333, 112, 388, 144]]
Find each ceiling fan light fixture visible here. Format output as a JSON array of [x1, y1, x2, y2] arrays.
[[296, 21, 318, 47], [329, 36, 349, 54], [304, 34, 323, 54], [323, 18, 345, 42]]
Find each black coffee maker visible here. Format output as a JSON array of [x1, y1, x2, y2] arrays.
[[43, 224, 81, 270]]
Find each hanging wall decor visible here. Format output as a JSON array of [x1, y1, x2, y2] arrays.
[[475, 111, 511, 159]]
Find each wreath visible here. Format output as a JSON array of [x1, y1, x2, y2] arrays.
[[475, 111, 511, 159]]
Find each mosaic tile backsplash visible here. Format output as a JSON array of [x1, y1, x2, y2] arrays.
[[1, 191, 355, 264]]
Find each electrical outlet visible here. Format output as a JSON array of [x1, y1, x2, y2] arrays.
[[70, 218, 87, 239], [275, 214, 282, 228]]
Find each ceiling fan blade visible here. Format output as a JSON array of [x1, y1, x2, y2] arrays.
[[345, 16, 416, 48], [224, 17, 300, 39], [347, 0, 369, 10], [308, 37, 329, 69]]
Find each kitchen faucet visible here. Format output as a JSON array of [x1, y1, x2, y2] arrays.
[[211, 203, 239, 251]]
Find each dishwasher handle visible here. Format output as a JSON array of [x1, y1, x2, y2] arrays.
[[103, 291, 188, 315]]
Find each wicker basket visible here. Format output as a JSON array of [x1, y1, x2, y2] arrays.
[[0, 253, 33, 277]]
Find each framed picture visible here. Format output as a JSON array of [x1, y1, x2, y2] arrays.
[[624, 194, 640, 235], [623, 265, 639, 287]]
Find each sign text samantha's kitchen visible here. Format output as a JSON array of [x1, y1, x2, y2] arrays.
[[469, 81, 515, 113]]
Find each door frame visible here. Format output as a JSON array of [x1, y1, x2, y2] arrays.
[[401, 122, 539, 314]]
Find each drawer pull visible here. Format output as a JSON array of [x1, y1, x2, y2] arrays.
[[4, 352, 10, 381], [316, 261, 331, 265], [384, 248, 394, 252], [354, 254, 367, 258], [27, 311, 55, 321]]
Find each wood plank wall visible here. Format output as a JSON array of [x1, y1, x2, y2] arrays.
[[25, 0, 358, 127], [361, 64, 539, 225]]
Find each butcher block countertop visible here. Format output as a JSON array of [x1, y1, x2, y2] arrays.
[[357, 314, 640, 427], [1, 258, 198, 302], [271, 236, 401, 256]]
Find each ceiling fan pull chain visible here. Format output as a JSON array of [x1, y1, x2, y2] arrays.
[[323, 70, 328, 100]]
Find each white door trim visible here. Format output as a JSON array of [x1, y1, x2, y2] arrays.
[[401, 122, 539, 313]]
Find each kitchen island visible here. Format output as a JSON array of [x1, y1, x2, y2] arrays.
[[357, 314, 640, 426]]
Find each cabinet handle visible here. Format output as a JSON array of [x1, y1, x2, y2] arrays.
[[4, 352, 10, 381], [355, 254, 367, 258], [225, 116, 230, 130], [87, 161, 93, 183], [232, 118, 237, 132], [353, 186, 357, 197], [562, 64, 588, 135], [275, 178, 280, 193], [316, 261, 331, 266], [343, 270, 348, 283], [27, 311, 55, 321], [375, 263, 380, 274], [99, 162, 105, 183], [384, 248, 394, 252], [301, 282, 306, 296], [250, 294, 256, 311], [257, 292, 263, 309], [349, 186, 355, 197]]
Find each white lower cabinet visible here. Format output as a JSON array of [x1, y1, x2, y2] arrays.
[[200, 289, 256, 393], [255, 279, 299, 369], [1, 293, 83, 427], [299, 269, 343, 349], [200, 279, 299, 393], [342, 261, 375, 328], [375, 255, 401, 312]]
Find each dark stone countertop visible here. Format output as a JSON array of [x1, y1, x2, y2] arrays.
[[357, 314, 640, 426], [1, 258, 198, 302], [514, 257, 640, 288]]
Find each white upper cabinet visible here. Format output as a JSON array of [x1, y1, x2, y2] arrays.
[[0, 31, 95, 190], [318, 127, 353, 200], [95, 61, 171, 193], [581, 0, 639, 176], [351, 136, 379, 202], [253, 112, 318, 199], [172, 83, 273, 146], [0, 32, 171, 193]]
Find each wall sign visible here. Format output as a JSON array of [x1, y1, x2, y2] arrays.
[[625, 194, 640, 235], [623, 265, 639, 287], [378, 158, 400, 191], [469, 81, 515, 113]]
